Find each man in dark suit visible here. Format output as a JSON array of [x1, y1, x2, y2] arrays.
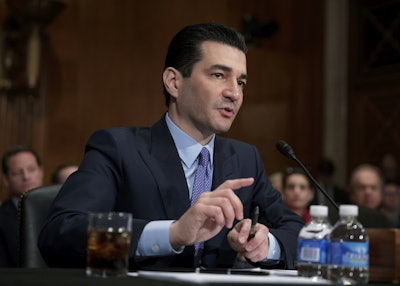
[[38, 22, 303, 270], [0, 145, 44, 266]]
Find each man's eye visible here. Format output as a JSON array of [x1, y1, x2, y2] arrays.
[[238, 80, 246, 88], [213, 73, 223, 78]]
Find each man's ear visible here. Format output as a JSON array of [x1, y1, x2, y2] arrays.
[[163, 67, 181, 99]]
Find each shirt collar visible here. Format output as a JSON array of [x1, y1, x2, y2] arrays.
[[165, 113, 214, 168]]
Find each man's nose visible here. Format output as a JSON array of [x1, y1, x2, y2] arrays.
[[21, 169, 30, 180], [293, 186, 302, 193], [223, 80, 241, 101]]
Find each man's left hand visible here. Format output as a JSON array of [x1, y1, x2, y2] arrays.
[[227, 219, 270, 263]]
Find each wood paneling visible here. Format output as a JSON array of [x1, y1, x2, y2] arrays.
[[348, 0, 400, 177], [367, 228, 400, 283], [0, 0, 324, 197]]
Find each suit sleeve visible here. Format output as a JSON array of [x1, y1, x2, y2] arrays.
[[38, 128, 148, 267]]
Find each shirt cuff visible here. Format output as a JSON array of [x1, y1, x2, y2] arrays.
[[136, 220, 184, 257], [265, 232, 281, 260]]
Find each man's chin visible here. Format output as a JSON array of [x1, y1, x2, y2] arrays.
[[214, 122, 234, 134]]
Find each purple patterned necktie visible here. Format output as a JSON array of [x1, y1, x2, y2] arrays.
[[191, 147, 211, 264], [191, 147, 211, 205]]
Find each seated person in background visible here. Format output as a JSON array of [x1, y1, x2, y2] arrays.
[[281, 167, 314, 223], [0, 145, 44, 267], [349, 164, 383, 210], [268, 171, 283, 194], [345, 163, 391, 228], [379, 152, 400, 182], [38, 22, 303, 270], [379, 179, 400, 228], [312, 157, 349, 205], [51, 163, 78, 184]]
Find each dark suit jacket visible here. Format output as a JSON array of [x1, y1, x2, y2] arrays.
[[328, 205, 391, 228], [0, 199, 18, 267], [38, 117, 303, 270]]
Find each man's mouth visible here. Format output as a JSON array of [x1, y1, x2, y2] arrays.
[[219, 106, 235, 117]]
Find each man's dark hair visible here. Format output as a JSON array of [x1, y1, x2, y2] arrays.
[[163, 22, 248, 106], [1, 145, 42, 175]]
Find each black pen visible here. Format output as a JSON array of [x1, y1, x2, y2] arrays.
[[247, 205, 259, 241]]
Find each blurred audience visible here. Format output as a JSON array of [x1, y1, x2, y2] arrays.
[[0, 145, 44, 267], [379, 152, 400, 182], [379, 179, 400, 228], [346, 163, 391, 228], [51, 163, 78, 184], [269, 171, 283, 193], [281, 167, 314, 223], [312, 157, 349, 205], [349, 163, 383, 209]]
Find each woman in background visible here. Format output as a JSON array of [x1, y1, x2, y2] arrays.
[[281, 167, 315, 223]]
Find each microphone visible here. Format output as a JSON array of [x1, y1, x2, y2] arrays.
[[276, 140, 339, 211]]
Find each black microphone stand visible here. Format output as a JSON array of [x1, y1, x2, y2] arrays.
[[291, 155, 339, 211], [276, 140, 339, 211]]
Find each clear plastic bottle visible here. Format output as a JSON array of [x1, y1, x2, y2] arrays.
[[328, 205, 369, 284], [297, 205, 332, 280]]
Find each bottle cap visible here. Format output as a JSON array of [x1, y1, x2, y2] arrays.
[[339, 204, 358, 216], [309, 205, 328, 217]]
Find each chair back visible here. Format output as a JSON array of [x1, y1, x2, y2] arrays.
[[18, 184, 62, 268]]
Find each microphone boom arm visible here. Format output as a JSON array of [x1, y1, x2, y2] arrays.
[[276, 140, 339, 211], [292, 156, 339, 211]]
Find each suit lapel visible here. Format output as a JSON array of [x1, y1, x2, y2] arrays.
[[136, 120, 240, 266], [212, 137, 238, 188], [137, 118, 190, 219], [203, 137, 240, 267], [135, 122, 240, 219]]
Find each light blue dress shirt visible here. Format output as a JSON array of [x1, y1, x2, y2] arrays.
[[136, 113, 281, 261]]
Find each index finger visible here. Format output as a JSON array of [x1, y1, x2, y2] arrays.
[[218, 178, 254, 191], [216, 178, 254, 221]]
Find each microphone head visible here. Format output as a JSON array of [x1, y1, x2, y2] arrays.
[[276, 140, 296, 160]]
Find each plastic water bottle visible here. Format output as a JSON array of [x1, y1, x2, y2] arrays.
[[328, 204, 369, 284], [297, 205, 332, 279]]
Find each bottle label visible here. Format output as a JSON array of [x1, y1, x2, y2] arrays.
[[329, 241, 369, 267], [298, 239, 328, 264]]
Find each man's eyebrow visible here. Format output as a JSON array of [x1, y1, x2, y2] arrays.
[[209, 64, 248, 80]]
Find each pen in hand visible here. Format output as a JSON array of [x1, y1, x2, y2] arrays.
[[247, 206, 259, 241]]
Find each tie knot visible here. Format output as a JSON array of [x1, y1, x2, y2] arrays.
[[198, 147, 210, 168]]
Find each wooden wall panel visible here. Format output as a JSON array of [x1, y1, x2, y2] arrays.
[[348, 0, 400, 177], [0, 0, 324, 196]]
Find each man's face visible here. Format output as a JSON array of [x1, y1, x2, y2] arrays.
[[3, 151, 43, 197], [350, 169, 383, 209], [171, 41, 247, 143]]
